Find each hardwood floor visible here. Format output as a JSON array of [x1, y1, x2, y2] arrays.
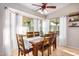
[[59, 46, 79, 56], [11, 46, 79, 56]]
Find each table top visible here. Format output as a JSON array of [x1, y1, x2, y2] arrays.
[[24, 36, 43, 43]]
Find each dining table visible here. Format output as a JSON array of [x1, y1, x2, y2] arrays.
[[23, 35, 56, 56]]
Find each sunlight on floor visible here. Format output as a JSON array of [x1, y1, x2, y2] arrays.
[[11, 46, 79, 56], [59, 47, 79, 56]]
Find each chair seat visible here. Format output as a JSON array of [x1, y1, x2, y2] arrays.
[[39, 44, 50, 51], [25, 48, 33, 53], [24, 40, 32, 50]]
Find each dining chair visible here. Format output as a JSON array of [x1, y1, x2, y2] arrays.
[[48, 32, 57, 51], [16, 34, 33, 56], [52, 33, 57, 50], [34, 32, 39, 36], [39, 34, 51, 56], [26, 32, 34, 38]]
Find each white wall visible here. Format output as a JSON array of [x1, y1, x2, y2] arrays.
[[0, 4, 6, 55], [67, 27, 79, 48], [67, 18, 79, 49]]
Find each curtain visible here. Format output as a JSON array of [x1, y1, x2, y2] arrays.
[[42, 19, 50, 34], [3, 8, 17, 55], [59, 16, 67, 46], [33, 18, 41, 32]]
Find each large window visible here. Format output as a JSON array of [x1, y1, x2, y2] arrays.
[[17, 16, 42, 34], [22, 16, 33, 32], [50, 18, 60, 32]]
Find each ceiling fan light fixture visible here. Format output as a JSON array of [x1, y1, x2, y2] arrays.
[[38, 9, 48, 14], [43, 9, 48, 14], [38, 10, 43, 14]]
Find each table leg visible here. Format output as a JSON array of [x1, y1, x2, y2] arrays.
[[32, 44, 38, 56], [53, 39, 56, 51], [54, 39, 56, 49]]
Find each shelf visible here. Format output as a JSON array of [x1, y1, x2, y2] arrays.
[[69, 26, 79, 27], [69, 21, 79, 22]]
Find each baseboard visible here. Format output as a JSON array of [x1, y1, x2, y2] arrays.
[[10, 49, 18, 56], [66, 45, 79, 50], [0, 51, 5, 56]]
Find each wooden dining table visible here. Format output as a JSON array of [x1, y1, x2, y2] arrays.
[[23, 36, 56, 56]]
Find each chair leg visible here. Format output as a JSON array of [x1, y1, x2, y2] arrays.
[[42, 50, 44, 56], [53, 44, 54, 51], [18, 50, 20, 56], [42, 45, 44, 56], [24, 53, 26, 56], [48, 47, 50, 56], [54, 40, 56, 49], [49, 46, 51, 55], [48, 45, 51, 56], [28, 52, 29, 56], [21, 52, 24, 56], [53, 44, 55, 51]]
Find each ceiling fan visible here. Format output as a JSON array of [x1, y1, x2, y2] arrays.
[[32, 3, 56, 12]]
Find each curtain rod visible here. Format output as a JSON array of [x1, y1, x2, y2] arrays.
[[4, 6, 40, 19], [4, 6, 20, 15]]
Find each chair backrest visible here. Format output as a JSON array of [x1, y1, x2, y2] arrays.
[[43, 34, 51, 46], [44, 34, 50, 37], [16, 34, 25, 52], [48, 32, 56, 43], [26, 32, 34, 38], [34, 32, 39, 36]]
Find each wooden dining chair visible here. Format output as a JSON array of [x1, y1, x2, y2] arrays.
[[26, 32, 34, 38], [34, 32, 39, 36], [16, 34, 32, 56], [39, 34, 51, 56], [52, 33, 57, 50], [48, 32, 57, 51]]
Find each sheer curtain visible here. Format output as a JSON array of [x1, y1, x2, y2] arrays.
[[16, 14, 24, 34], [33, 18, 38, 31], [3, 7, 11, 55], [33, 18, 41, 32], [59, 16, 67, 46], [10, 10, 17, 52], [42, 19, 50, 34], [3, 8, 17, 55]]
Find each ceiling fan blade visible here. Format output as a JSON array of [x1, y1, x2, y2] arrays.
[[34, 8, 41, 11], [32, 4, 41, 7], [47, 6, 56, 8], [42, 3, 47, 5]]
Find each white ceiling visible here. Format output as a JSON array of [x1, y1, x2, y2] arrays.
[[20, 3, 70, 15], [19, 3, 79, 19], [47, 3, 79, 19]]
